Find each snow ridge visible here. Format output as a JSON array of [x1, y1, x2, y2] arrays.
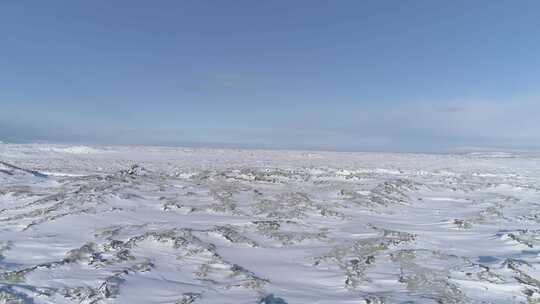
[[0, 145, 539, 303]]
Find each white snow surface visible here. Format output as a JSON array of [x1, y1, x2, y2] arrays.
[[37, 145, 108, 155], [1, 144, 540, 303]]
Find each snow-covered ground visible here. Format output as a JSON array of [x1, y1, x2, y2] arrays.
[[0, 144, 539, 303]]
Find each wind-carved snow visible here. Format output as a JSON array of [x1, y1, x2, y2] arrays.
[[0, 145, 540, 303]]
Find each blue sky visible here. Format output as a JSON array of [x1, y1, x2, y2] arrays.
[[1, 1, 539, 151]]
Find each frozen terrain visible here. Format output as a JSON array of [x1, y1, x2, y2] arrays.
[[0, 144, 539, 304]]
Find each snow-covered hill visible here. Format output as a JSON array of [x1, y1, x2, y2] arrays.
[[0, 145, 539, 303]]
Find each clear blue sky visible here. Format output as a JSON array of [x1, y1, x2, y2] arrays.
[[1, 1, 539, 151]]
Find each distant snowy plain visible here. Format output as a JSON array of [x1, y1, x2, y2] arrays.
[[0, 144, 539, 303]]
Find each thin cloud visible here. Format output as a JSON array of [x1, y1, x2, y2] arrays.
[[437, 106, 467, 113]]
